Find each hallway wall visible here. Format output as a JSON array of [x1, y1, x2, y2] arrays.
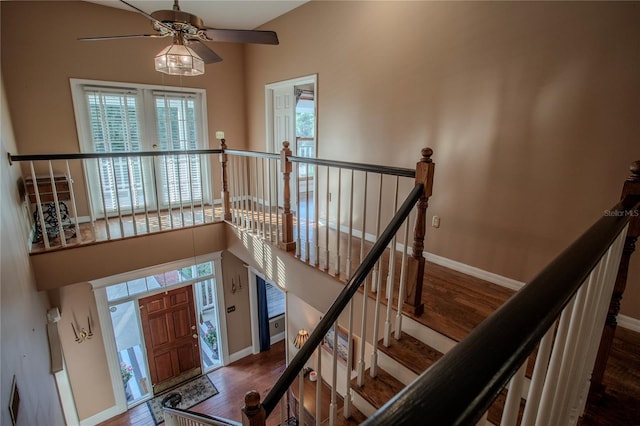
[[244, 1, 640, 318], [1, 77, 65, 426]]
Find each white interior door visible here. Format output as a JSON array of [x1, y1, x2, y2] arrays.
[[272, 85, 296, 209]]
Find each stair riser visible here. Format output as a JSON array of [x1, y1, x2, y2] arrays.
[[351, 390, 377, 417], [377, 348, 418, 386], [401, 314, 457, 354]]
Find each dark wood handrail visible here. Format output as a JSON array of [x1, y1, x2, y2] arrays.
[[9, 148, 416, 178], [286, 154, 416, 178], [8, 149, 223, 162], [363, 197, 640, 426], [261, 183, 425, 415]]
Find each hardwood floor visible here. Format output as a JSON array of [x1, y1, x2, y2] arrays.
[[80, 206, 639, 425], [98, 340, 287, 426]]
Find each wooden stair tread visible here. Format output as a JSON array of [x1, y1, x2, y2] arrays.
[[320, 407, 368, 426], [350, 367, 405, 409], [378, 331, 443, 375]]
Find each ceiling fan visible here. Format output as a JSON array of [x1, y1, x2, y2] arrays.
[[80, 0, 279, 76]]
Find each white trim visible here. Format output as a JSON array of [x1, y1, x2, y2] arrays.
[[327, 219, 526, 292], [265, 74, 318, 154], [423, 252, 526, 291], [94, 287, 129, 414], [228, 346, 254, 364], [79, 404, 123, 426], [618, 314, 640, 332], [270, 331, 285, 345], [90, 252, 222, 289], [247, 267, 261, 354], [212, 257, 230, 366], [54, 358, 80, 426]]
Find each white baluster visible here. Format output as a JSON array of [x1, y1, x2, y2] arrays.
[[501, 362, 527, 426], [324, 166, 330, 270], [384, 176, 399, 346], [124, 157, 138, 235], [316, 344, 322, 426], [344, 300, 354, 418], [64, 160, 82, 242], [371, 174, 383, 292], [335, 168, 342, 275], [521, 326, 555, 426], [395, 213, 412, 339], [346, 169, 354, 277], [330, 321, 338, 426], [535, 294, 577, 426], [95, 158, 111, 239], [29, 162, 50, 249]]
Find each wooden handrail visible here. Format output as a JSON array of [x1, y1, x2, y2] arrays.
[[258, 183, 425, 416], [363, 198, 639, 426], [8, 149, 223, 162], [286, 155, 416, 178]]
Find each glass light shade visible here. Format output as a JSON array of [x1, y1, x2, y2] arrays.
[[293, 329, 309, 349], [155, 43, 205, 76]]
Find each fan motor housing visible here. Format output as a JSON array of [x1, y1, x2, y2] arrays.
[[151, 10, 204, 29]]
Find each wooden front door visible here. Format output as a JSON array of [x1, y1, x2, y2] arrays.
[[140, 286, 201, 394]]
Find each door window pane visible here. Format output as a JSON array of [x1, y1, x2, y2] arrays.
[[109, 300, 151, 405]]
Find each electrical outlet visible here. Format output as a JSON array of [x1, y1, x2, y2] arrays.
[[215, 131, 225, 139], [432, 215, 440, 228]]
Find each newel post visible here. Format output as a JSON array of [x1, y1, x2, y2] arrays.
[[404, 148, 435, 316], [219, 139, 232, 221], [280, 141, 296, 252], [242, 390, 266, 426], [589, 160, 640, 400]]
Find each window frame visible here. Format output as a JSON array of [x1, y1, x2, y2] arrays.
[[70, 78, 211, 217]]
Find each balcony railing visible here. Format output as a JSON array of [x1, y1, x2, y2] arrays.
[[10, 144, 637, 425]]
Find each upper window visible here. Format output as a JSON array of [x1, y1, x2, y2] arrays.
[[70, 79, 210, 216]]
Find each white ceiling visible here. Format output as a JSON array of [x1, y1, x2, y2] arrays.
[[84, 0, 307, 30]]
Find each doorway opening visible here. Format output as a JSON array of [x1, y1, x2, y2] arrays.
[[248, 268, 286, 355], [266, 75, 317, 260], [93, 253, 227, 411]]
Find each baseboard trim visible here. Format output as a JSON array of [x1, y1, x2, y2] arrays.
[[79, 404, 124, 426], [228, 346, 253, 364], [424, 253, 640, 332], [423, 252, 526, 291], [618, 315, 640, 333], [270, 331, 285, 345]]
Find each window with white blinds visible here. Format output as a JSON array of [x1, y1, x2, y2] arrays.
[[70, 79, 209, 216]]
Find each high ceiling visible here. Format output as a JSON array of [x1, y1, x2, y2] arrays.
[[84, 0, 307, 30]]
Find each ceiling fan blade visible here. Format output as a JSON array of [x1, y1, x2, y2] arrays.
[[119, 0, 175, 34], [79, 34, 168, 41], [189, 40, 223, 64], [203, 28, 279, 45]]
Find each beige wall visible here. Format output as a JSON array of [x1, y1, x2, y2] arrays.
[[32, 223, 228, 290], [53, 282, 114, 420], [1, 77, 65, 425], [221, 251, 253, 354], [1, 0, 248, 217], [245, 1, 640, 318]]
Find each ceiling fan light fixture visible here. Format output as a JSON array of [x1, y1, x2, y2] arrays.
[[154, 42, 204, 76]]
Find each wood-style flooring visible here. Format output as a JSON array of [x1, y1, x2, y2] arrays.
[[68, 203, 638, 425]]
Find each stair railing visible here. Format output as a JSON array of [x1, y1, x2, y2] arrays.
[[242, 175, 427, 425], [362, 163, 640, 425]]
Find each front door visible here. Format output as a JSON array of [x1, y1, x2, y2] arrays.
[[139, 286, 201, 394]]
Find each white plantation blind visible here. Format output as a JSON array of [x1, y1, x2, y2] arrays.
[[71, 80, 209, 215], [85, 88, 144, 211], [154, 92, 203, 205]]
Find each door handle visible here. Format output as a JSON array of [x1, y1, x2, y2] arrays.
[[191, 325, 196, 330], [193, 334, 198, 339]]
